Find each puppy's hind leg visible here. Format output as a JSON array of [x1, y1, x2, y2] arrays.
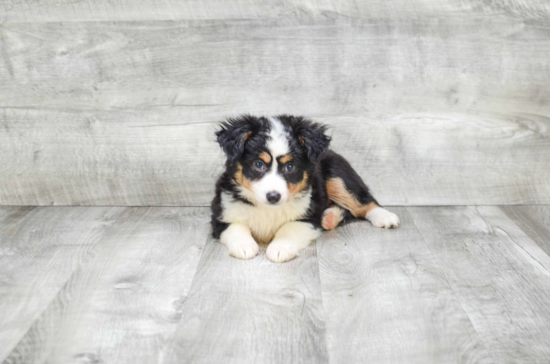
[[321, 205, 348, 230], [322, 151, 399, 229]]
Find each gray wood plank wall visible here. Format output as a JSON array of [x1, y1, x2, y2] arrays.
[[1, 4, 549, 206], [2, 0, 549, 21]]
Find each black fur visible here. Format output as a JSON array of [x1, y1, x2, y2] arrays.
[[319, 150, 379, 207], [278, 115, 331, 162], [211, 114, 377, 239], [215, 114, 264, 162]]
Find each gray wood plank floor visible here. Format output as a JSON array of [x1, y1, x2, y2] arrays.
[[2, 206, 550, 363], [317, 207, 492, 364]]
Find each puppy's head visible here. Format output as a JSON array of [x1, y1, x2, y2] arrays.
[[216, 114, 330, 206]]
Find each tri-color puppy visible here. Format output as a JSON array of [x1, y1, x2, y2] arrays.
[[211, 115, 399, 263]]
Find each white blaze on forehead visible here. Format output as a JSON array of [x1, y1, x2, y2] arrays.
[[267, 117, 290, 158], [246, 117, 290, 205]]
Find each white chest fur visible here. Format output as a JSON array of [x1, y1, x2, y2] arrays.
[[220, 189, 312, 244]]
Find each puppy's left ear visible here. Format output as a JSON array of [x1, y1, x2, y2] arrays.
[[215, 115, 260, 162], [293, 119, 331, 162]]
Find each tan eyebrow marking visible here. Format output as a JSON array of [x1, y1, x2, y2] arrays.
[[326, 177, 378, 217], [259, 152, 271, 164], [280, 154, 292, 164]]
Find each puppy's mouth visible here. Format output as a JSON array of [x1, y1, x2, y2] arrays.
[[261, 199, 287, 207], [260, 190, 284, 206], [264, 201, 285, 207]]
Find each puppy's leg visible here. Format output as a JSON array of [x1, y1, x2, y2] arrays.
[[266, 222, 321, 263], [322, 151, 400, 229], [220, 223, 259, 260], [321, 205, 347, 230]]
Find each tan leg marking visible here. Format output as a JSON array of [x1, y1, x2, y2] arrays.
[[325, 177, 378, 218]]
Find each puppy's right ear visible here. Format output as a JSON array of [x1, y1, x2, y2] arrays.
[[215, 115, 260, 162]]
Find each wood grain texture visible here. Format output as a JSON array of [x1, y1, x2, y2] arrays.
[[0, 0, 292, 22], [166, 238, 327, 364], [1, 0, 549, 21], [2, 19, 549, 114], [317, 207, 493, 364], [0, 206, 124, 361], [296, 0, 550, 19], [500, 205, 550, 256], [0, 108, 220, 206], [408, 206, 550, 363], [477, 206, 550, 275], [3, 205, 550, 362], [1, 110, 549, 206], [3, 207, 210, 364]]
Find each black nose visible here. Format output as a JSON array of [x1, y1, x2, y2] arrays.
[[266, 192, 281, 204]]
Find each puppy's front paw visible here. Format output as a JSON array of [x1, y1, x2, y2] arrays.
[[266, 240, 299, 263], [226, 240, 259, 260], [366, 207, 400, 229]]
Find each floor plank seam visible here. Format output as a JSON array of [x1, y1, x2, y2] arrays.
[[405, 207, 499, 364], [1, 248, 95, 362], [3, 206, 550, 362], [0, 207, 143, 362], [475, 206, 496, 235], [491, 222, 550, 276], [160, 233, 213, 364], [312, 240, 332, 364]]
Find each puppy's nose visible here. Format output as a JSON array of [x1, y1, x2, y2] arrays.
[[266, 192, 281, 204]]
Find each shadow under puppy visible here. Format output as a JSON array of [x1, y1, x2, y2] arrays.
[[211, 115, 399, 263]]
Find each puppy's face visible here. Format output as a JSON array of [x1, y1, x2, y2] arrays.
[[216, 115, 330, 207]]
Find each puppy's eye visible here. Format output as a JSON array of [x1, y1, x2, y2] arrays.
[[254, 160, 266, 171], [284, 163, 294, 172]]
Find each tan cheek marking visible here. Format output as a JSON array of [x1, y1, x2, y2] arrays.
[[288, 172, 309, 197], [234, 164, 254, 190], [280, 154, 292, 164], [325, 177, 379, 218], [259, 152, 271, 164]]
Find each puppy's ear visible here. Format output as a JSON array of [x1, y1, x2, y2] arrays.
[[291, 117, 331, 162], [216, 115, 260, 162]]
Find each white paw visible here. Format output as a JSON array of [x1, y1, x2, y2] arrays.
[[226, 240, 259, 260], [366, 207, 400, 229], [266, 240, 299, 263]]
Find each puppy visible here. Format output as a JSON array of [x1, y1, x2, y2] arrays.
[[211, 115, 399, 263]]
